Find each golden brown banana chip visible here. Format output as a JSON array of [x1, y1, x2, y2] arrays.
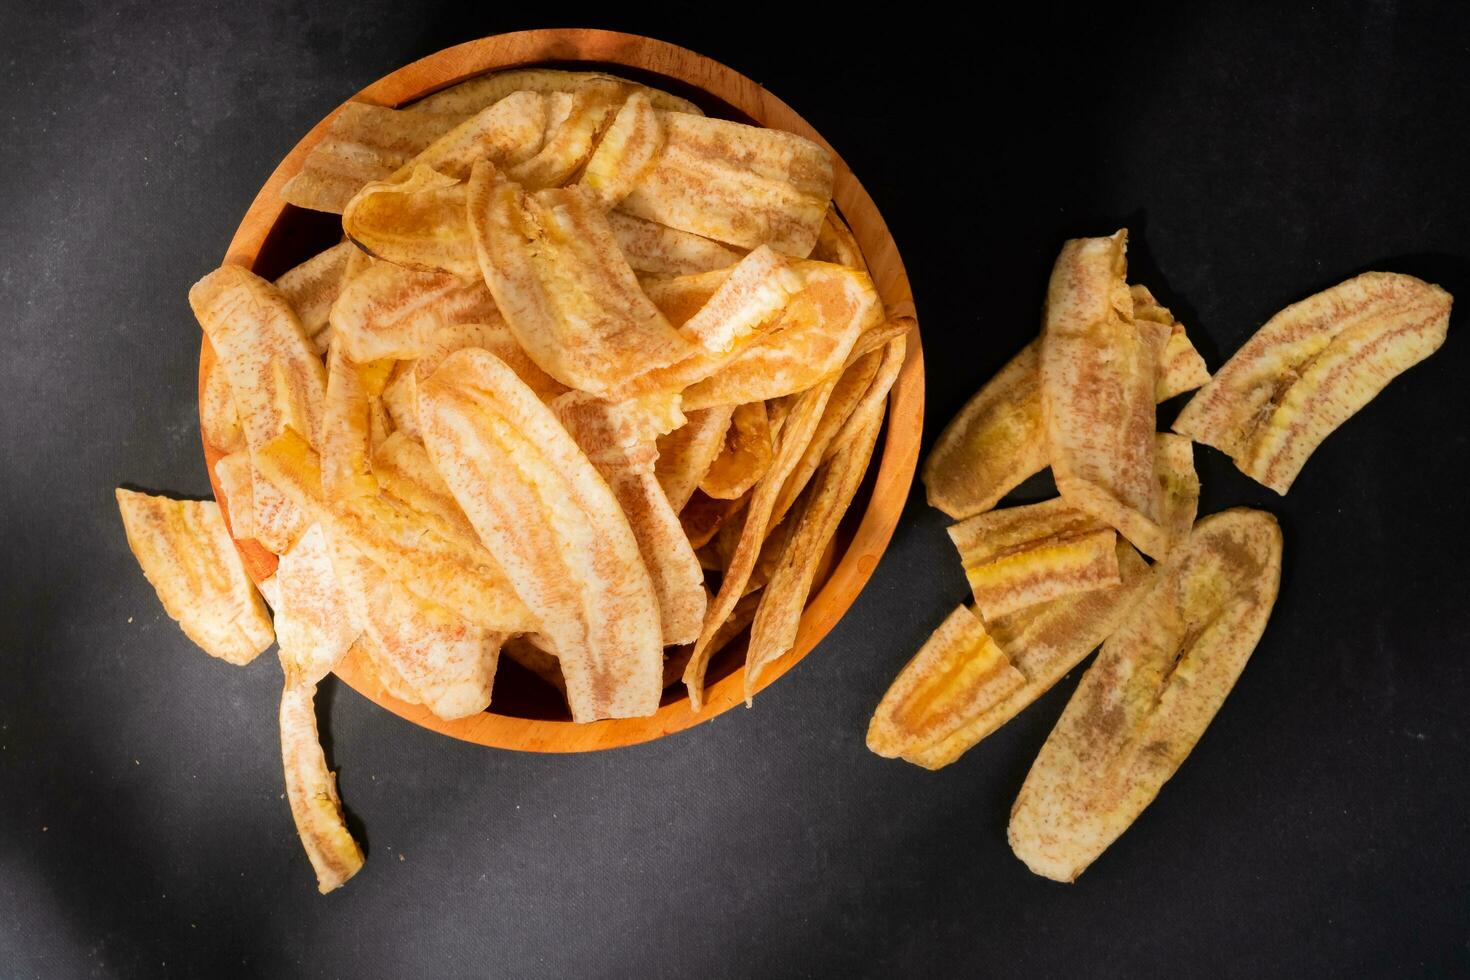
[[213, 451, 256, 539], [419, 350, 665, 721], [371, 431, 477, 544], [866, 605, 1026, 760], [679, 490, 743, 550], [1040, 231, 1170, 557], [676, 246, 802, 356], [699, 402, 773, 500], [407, 67, 702, 117], [275, 524, 359, 685], [1131, 285, 1211, 399], [618, 113, 833, 256], [507, 83, 625, 190], [389, 90, 549, 181], [809, 206, 866, 270], [1009, 509, 1282, 882], [607, 212, 743, 277], [342, 166, 477, 278], [579, 91, 663, 207], [115, 489, 273, 665], [640, 267, 729, 325], [467, 162, 694, 398], [321, 340, 393, 501], [281, 102, 467, 214], [554, 392, 707, 647], [329, 257, 500, 363], [256, 428, 536, 633], [279, 678, 364, 893], [947, 498, 1121, 621], [200, 354, 244, 453], [772, 348, 882, 525], [655, 405, 735, 512], [1173, 271, 1451, 493], [276, 242, 356, 353], [902, 542, 1154, 770]]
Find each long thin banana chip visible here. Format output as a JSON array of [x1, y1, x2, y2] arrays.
[[902, 542, 1154, 770], [419, 350, 665, 721], [276, 242, 356, 353], [116, 489, 274, 665], [407, 68, 702, 118], [608, 212, 743, 277], [947, 499, 1120, 621], [200, 354, 244, 454], [275, 524, 359, 685], [329, 257, 500, 362], [1009, 509, 1283, 882], [1173, 271, 1451, 493], [280, 679, 364, 893]]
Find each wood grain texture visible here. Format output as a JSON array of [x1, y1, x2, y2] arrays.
[[198, 28, 923, 752]]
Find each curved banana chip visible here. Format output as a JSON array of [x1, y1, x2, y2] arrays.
[[279, 678, 364, 893]]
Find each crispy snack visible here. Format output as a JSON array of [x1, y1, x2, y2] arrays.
[[1173, 271, 1451, 493], [407, 67, 702, 117], [342, 166, 477, 278], [115, 489, 273, 665], [213, 451, 256, 539], [580, 92, 664, 207], [329, 257, 500, 362], [190, 265, 327, 554], [947, 499, 1120, 621], [279, 678, 364, 893], [389, 90, 549, 181], [200, 356, 244, 453], [608, 212, 743, 277], [1132, 285, 1211, 399], [419, 350, 665, 721], [321, 340, 393, 501], [275, 242, 356, 353], [256, 428, 536, 633], [640, 267, 729, 325], [867, 605, 1026, 760], [554, 392, 707, 647], [275, 524, 359, 685], [655, 405, 735, 512], [467, 162, 694, 398], [329, 538, 501, 719], [902, 543, 1154, 770], [772, 348, 881, 525], [281, 102, 467, 214], [677, 246, 802, 355], [1009, 509, 1283, 881], [618, 113, 833, 256], [699, 402, 773, 500], [1153, 433, 1200, 553], [506, 83, 625, 190], [810, 206, 866, 270], [1040, 232, 1171, 557], [371, 431, 477, 543]]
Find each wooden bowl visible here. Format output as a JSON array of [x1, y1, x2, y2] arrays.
[[200, 28, 923, 752]]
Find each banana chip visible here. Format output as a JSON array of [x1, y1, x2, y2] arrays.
[[608, 212, 744, 277], [579, 92, 664, 208], [655, 405, 736, 512], [810, 206, 866, 270], [342, 166, 477, 278], [329, 257, 500, 363], [507, 83, 626, 190], [275, 524, 359, 685], [1009, 509, 1282, 881], [321, 340, 393, 501], [699, 402, 773, 500], [1173, 271, 1451, 493], [419, 350, 665, 721], [1131, 285, 1211, 399], [213, 451, 255, 539], [390, 90, 549, 181], [115, 489, 273, 665], [276, 242, 356, 353], [279, 678, 364, 893], [200, 355, 244, 453], [407, 67, 702, 117]]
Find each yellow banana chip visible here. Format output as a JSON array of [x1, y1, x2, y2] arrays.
[[505, 83, 625, 190], [407, 68, 702, 118], [608, 212, 743, 277], [115, 489, 273, 665], [655, 405, 736, 512], [279, 678, 364, 893], [321, 340, 393, 501], [1173, 271, 1451, 493], [1009, 509, 1283, 881], [329, 257, 500, 362], [200, 355, 244, 453], [275, 242, 356, 353], [1131, 285, 1211, 399], [579, 91, 663, 207], [699, 401, 773, 500], [371, 431, 477, 544], [901, 542, 1154, 770], [342, 166, 477, 278], [947, 498, 1121, 621], [275, 524, 359, 685], [810, 206, 866, 270], [419, 350, 665, 721], [389, 90, 549, 181]]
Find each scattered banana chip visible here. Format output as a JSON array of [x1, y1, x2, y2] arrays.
[[115, 489, 273, 665], [279, 678, 364, 893], [1173, 271, 1451, 493], [1009, 509, 1282, 882]]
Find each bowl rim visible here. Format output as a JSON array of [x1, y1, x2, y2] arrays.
[[200, 28, 924, 752]]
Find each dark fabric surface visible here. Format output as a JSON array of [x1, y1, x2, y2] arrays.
[[3, 2, 1468, 976]]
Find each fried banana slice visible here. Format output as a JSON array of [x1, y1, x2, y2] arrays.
[[275, 524, 359, 685], [507, 83, 625, 190], [1153, 433, 1200, 552], [371, 431, 477, 543], [389, 90, 549, 181], [407, 67, 702, 117], [867, 605, 1027, 760], [608, 212, 744, 277], [329, 258, 500, 362], [115, 489, 273, 665], [947, 499, 1120, 621], [1132, 285, 1211, 399], [321, 340, 393, 501], [618, 113, 834, 256], [200, 355, 244, 453], [281, 102, 467, 214], [1040, 231, 1171, 557], [420, 350, 665, 721], [810, 206, 866, 270], [699, 402, 773, 500], [256, 427, 536, 633], [655, 405, 736, 512], [280, 678, 364, 893], [1173, 271, 1451, 493], [579, 92, 663, 207], [771, 348, 882, 526], [467, 162, 694, 398], [191, 265, 327, 554], [342, 166, 477, 278], [213, 451, 255, 540], [276, 242, 356, 353], [902, 543, 1154, 770], [554, 392, 706, 647], [1009, 509, 1283, 881]]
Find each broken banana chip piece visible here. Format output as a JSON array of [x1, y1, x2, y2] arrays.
[[946, 498, 1120, 621], [275, 524, 359, 685], [279, 677, 364, 893], [342, 166, 478, 279], [407, 67, 703, 118], [116, 489, 274, 665], [902, 542, 1154, 770], [1173, 271, 1451, 493], [866, 605, 1026, 761], [420, 349, 665, 721], [1009, 509, 1283, 882], [1132, 285, 1211, 399]]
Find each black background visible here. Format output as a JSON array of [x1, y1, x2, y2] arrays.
[[3, 2, 1468, 977]]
